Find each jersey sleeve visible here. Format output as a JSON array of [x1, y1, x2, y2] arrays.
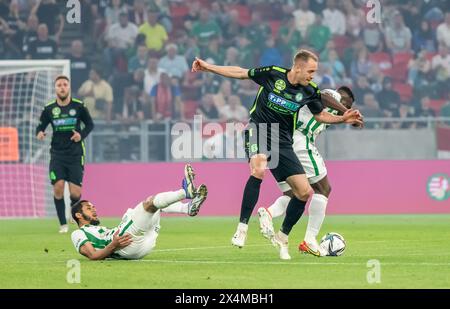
[[247, 66, 275, 88], [305, 85, 324, 115], [35, 107, 50, 135], [79, 103, 94, 140], [71, 230, 89, 252]]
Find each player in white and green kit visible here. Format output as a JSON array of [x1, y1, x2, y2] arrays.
[[70, 164, 207, 260], [257, 86, 356, 257]]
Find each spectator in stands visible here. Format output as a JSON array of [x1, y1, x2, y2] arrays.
[[322, 49, 347, 85], [0, 0, 8, 19], [306, 13, 331, 53], [199, 66, 221, 96], [210, 1, 229, 29], [67, 40, 91, 93], [342, 0, 365, 38], [353, 76, 374, 102], [292, 0, 315, 38], [128, 0, 147, 26], [128, 44, 148, 73], [144, 57, 162, 95], [157, 43, 189, 79], [176, 30, 200, 65], [104, 11, 139, 74], [31, 0, 64, 43], [391, 103, 417, 129], [2, 0, 25, 58], [436, 12, 450, 49], [78, 67, 114, 121], [183, 1, 200, 32], [350, 48, 372, 80], [385, 12, 412, 54], [105, 0, 128, 28], [362, 21, 384, 53], [26, 23, 57, 59], [223, 47, 239, 66], [413, 20, 436, 53], [203, 35, 224, 66], [21, 14, 38, 56], [259, 37, 283, 67], [415, 95, 437, 119], [219, 95, 248, 122], [149, 71, 182, 121], [117, 85, 144, 123], [278, 14, 303, 65], [237, 79, 257, 110], [431, 44, 450, 96], [377, 77, 401, 116], [236, 34, 254, 67], [139, 8, 168, 55], [222, 9, 240, 45], [322, 0, 346, 36], [196, 93, 219, 120], [213, 79, 232, 109], [111, 68, 145, 117], [244, 11, 271, 51], [359, 93, 384, 128], [408, 49, 432, 87], [190, 8, 222, 49]]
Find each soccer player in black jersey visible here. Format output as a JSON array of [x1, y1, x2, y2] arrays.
[[192, 50, 362, 259], [36, 75, 94, 233]]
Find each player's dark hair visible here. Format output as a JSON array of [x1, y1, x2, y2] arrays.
[[55, 75, 70, 83], [71, 200, 89, 224], [293, 49, 319, 63], [337, 86, 355, 103]]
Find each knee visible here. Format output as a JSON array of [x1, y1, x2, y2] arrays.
[[53, 183, 64, 198], [293, 186, 312, 201], [251, 167, 265, 179]]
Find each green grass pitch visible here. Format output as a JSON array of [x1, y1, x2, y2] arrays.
[[1, 215, 449, 289]]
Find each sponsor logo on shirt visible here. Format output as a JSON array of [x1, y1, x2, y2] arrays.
[[268, 93, 300, 112], [275, 79, 286, 91], [295, 93, 303, 102]]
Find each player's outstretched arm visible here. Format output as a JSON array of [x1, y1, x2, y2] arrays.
[[314, 109, 363, 126], [191, 57, 249, 80], [79, 231, 132, 260]]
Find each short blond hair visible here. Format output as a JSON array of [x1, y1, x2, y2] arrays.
[[293, 49, 319, 64]]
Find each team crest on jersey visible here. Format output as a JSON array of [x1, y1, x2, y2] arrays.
[[295, 93, 303, 102], [275, 79, 286, 91], [427, 174, 449, 201], [52, 107, 61, 116], [69, 109, 76, 116]]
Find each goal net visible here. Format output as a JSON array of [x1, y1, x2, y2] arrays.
[[0, 60, 70, 217]]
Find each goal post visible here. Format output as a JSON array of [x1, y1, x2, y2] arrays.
[[0, 60, 71, 218]]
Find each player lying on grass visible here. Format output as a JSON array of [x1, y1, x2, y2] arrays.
[[258, 87, 357, 258], [70, 165, 207, 260]]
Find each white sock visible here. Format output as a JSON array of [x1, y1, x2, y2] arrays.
[[305, 194, 328, 242], [153, 189, 186, 209], [237, 222, 248, 232], [161, 202, 189, 214], [267, 195, 290, 218]]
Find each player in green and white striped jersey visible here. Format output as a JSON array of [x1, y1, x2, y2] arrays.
[[258, 86, 356, 257], [70, 164, 207, 260]]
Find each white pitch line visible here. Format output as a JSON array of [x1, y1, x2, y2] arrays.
[[135, 259, 450, 266], [153, 244, 268, 252]]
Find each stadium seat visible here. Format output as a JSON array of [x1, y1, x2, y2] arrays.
[[269, 21, 281, 39], [368, 52, 392, 73], [429, 99, 447, 115], [230, 4, 251, 26], [170, 4, 189, 18], [393, 82, 413, 103], [183, 100, 199, 119], [436, 125, 450, 151], [333, 35, 351, 58]]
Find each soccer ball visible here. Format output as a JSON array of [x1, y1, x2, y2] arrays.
[[320, 232, 346, 256]]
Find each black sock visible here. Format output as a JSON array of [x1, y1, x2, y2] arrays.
[[281, 196, 307, 235], [70, 195, 80, 206], [239, 176, 262, 224], [54, 197, 67, 225]]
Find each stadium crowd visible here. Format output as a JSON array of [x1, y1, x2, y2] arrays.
[[1, 0, 450, 128]]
